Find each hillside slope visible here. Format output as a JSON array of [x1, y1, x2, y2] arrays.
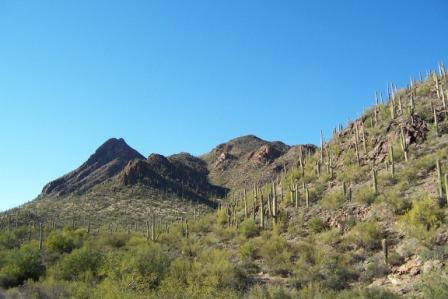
[[3, 135, 313, 227], [1, 64, 448, 298]]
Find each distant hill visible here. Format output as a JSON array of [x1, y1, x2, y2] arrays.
[[4, 135, 314, 226]]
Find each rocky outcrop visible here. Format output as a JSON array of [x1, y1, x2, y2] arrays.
[[41, 138, 144, 197], [248, 142, 289, 165], [118, 152, 227, 201], [367, 115, 429, 163]]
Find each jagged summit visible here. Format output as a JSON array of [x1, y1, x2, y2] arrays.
[[41, 138, 144, 197]]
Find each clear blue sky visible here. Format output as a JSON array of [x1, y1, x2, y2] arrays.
[[1, 0, 447, 211]]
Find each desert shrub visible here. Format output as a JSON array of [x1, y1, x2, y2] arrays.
[[214, 225, 237, 242], [400, 195, 445, 238], [416, 85, 431, 96], [0, 231, 19, 250], [388, 251, 405, 267], [378, 187, 411, 215], [336, 287, 400, 299], [97, 232, 130, 249], [259, 235, 291, 275], [239, 219, 259, 238], [287, 211, 307, 236], [216, 208, 228, 226], [247, 284, 295, 299], [345, 222, 382, 250], [54, 245, 103, 281], [190, 213, 214, 233], [45, 229, 84, 254], [321, 190, 345, 210], [239, 239, 259, 261], [308, 217, 329, 234], [337, 163, 368, 185], [360, 259, 389, 283], [354, 185, 376, 205], [0, 242, 45, 288], [124, 243, 170, 290], [418, 271, 448, 299], [194, 249, 244, 292], [99, 242, 170, 292]]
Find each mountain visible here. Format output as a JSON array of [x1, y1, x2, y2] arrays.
[[4, 134, 314, 226], [203, 135, 316, 190], [1, 64, 448, 298], [41, 138, 144, 197]]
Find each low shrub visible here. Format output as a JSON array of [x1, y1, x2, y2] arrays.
[[308, 217, 329, 234], [54, 246, 103, 281], [345, 222, 382, 250], [239, 219, 259, 238], [400, 195, 445, 238], [0, 242, 45, 288]]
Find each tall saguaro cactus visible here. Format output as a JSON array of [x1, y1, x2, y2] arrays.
[[400, 126, 409, 162], [39, 223, 43, 251], [382, 238, 389, 265], [372, 169, 378, 195], [389, 145, 395, 177], [259, 194, 264, 228], [320, 130, 324, 164], [272, 182, 278, 225], [436, 159, 443, 198], [243, 189, 248, 219]]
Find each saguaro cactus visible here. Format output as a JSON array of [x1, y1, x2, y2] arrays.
[[382, 238, 389, 265], [389, 145, 395, 177], [289, 183, 299, 208], [390, 101, 395, 120], [320, 130, 324, 163], [243, 189, 248, 219], [303, 182, 310, 208], [436, 159, 443, 198], [400, 126, 409, 162], [259, 194, 265, 228], [39, 223, 43, 250], [361, 123, 367, 154], [372, 169, 378, 195], [445, 174, 448, 204], [272, 182, 278, 225], [433, 104, 440, 137]]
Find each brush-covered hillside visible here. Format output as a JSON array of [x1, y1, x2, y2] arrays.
[[0, 64, 448, 298], [1, 134, 313, 230]]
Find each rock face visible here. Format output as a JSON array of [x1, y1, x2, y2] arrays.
[[39, 134, 316, 204], [42, 138, 144, 197], [202, 135, 317, 190], [248, 142, 289, 165], [366, 115, 429, 163], [118, 152, 227, 201]]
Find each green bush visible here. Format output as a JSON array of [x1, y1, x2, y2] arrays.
[[55, 246, 103, 281], [308, 217, 329, 234], [346, 222, 382, 250], [194, 249, 243, 293], [354, 185, 376, 205], [0, 242, 45, 288], [121, 242, 171, 290], [216, 208, 229, 226], [0, 231, 19, 250], [45, 229, 84, 254], [239, 239, 259, 261], [378, 187, 411, 215], [239, 219, 259, 238], [418, 271, 448, 299], [259, 235, 291, 276], [321, 190, 345, 210], [360, 259, 389, 283], [400, 195, 445, 238]]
